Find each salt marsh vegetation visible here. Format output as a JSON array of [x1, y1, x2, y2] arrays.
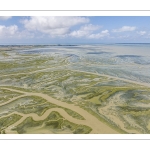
[[1, 44, 150, 134]]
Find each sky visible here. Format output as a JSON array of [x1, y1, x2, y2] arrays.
[[0, 16, 150, 44]]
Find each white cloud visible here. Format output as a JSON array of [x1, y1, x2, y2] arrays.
[[80, 24, 101, 31], [69, 30, 88, 38], [118, 35, 130, 39], [0, 25, 34, 39], [0, 16, 12, 20], [137, 31, 146, 35], [112, 26, 136, 32], [0, 25, 18, 37], [21, 16, 89, 36], [15, 30, 34, 39], [88, 30, 109, 39], [101, 30, 109, 34], [69, 24, 101, 38]]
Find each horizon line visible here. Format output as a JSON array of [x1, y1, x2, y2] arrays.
[[0, 43, 150, 45]]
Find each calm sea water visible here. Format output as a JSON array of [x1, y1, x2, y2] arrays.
[[18, 43, 150, 56], [15, 43, 150, 84]]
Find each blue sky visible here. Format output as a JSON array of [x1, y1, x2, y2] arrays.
[[0, 16, 150, 44]]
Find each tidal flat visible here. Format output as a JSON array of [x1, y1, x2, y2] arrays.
[[0, 44, 150, 134]]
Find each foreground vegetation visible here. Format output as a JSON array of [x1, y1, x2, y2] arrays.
[[0, 45, 150, 134]]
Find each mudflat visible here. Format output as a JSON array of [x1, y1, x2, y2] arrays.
[[1, 44, 150, 134]]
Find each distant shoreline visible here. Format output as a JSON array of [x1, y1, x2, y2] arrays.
[[0, 43, 150, 46]]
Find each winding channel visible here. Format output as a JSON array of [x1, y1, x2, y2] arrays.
[[1, 87, 118, 134]]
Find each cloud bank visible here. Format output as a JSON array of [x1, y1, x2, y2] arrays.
[[69, 24, 101, 38], [137, 31, 146, 35], [0, 25, 34, 39], [112, 26, 136, 32], [21, 16, 89, 36], [88, 30, 109, 39], [0, 25, 18, 37]]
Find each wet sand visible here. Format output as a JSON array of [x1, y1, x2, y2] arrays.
[[2, 87, 118, 134], [72, 69, 150, 88], [1, 68, 150, 134]]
